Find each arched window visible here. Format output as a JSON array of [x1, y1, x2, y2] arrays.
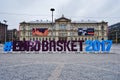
[[33, 38, 35, 41], [46, 38, 47, 40], [82, 38, 83, 40], [36, 37, 38, 41], [75, 38, 77, 41], [23, 38, 25, 41], [101, 38, 104, 40], [49, 37, 51, 40], [101, 25, 104, 30], [39, 38, 41, 41]]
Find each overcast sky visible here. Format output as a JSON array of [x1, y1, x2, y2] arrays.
[[0, 0, 120, 29]]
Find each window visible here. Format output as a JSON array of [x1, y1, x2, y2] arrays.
[[60, 24, 66, 30], [39, 38, 41, 41], [59, 33, 67, 36], [49, 37, 51, 40], [41, 38, 43, 41], [70, 33, 74, 36], [75, 38, 77, 40], [101, 26, 104, 30], [33, 38, 35, 41], [36, 37, 38, 41], [23, 38, 25, 41], [92, 38, 93, 40], [82, 38, 83, 40], [30, 32, 32, 36]]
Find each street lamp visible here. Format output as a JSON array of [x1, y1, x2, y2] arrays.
[[50, 8, 55, 40], [101, 24, 104, 40]]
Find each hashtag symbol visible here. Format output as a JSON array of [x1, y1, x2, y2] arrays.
[[4, 42, 13, 52]]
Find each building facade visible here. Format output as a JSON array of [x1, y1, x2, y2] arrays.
[[108, 23, 120, 43], [0, 22, 8, 43], [19, 16, 108, 41], [7, 29, 19, 41]]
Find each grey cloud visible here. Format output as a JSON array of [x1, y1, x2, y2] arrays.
[[0, 0, 120, 29]]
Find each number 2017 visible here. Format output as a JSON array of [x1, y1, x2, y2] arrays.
[[85, 40, 112, 52]]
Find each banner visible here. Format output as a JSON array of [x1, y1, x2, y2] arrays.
[[32, 28, 48, 36], [78, 28, 94, 36]]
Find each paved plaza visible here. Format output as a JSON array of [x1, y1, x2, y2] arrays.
[[0, 44, 120, 80]]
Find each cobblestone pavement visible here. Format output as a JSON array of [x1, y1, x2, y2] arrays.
[[0, 53, 120, 80], [0, 44, 120, 80]]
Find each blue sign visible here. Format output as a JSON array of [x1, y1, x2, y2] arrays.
[[4, 42, 12, 52], [85, 40, 112, 52]]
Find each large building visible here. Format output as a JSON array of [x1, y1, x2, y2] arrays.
[[108, 22, 120, 43], [7, 29, 19, 41], [0, 22, 8, 43], [19, 16, 108, 41]]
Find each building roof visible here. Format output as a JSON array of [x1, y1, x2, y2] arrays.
[[20, 20, 51, 24], [20, 15, 107, 24], [28, 20, 51, 23], [0, 22, 8, 26], [71, 20, 98, 23], [55, 15, 71, 22], [109, 22, 120, 28]]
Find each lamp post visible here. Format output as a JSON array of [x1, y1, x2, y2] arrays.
[[101, 25, 104, 40], [50, 8, 55, 40]]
